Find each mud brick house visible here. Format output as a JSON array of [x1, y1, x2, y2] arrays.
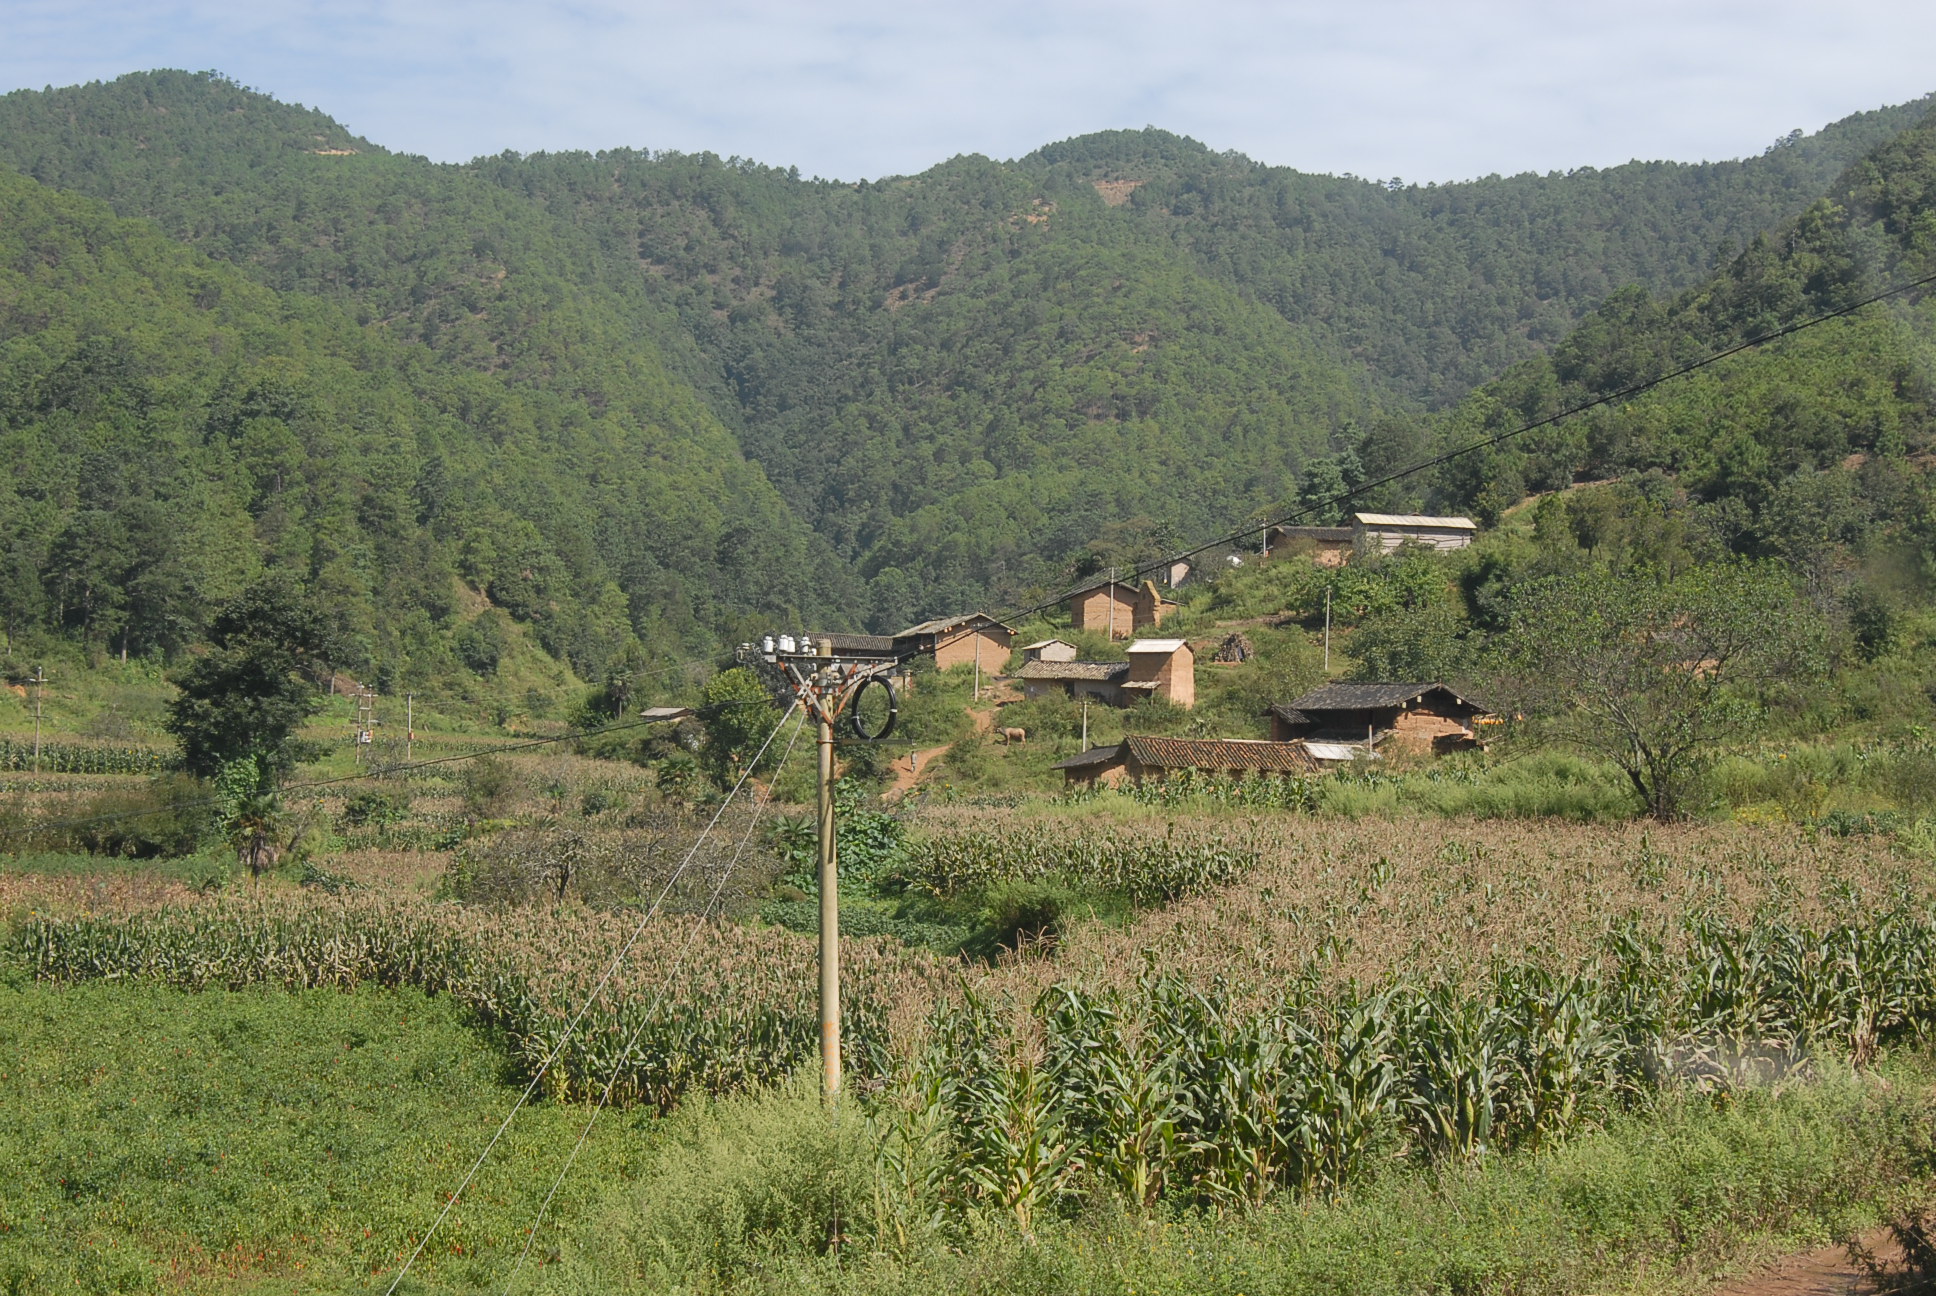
[[1017, 638, 1195, 708], [1015, 658, 1130, 703], [1269, 682, 1489, 755], [1264, 524, 1353, 566], [1119, 638, 1195, 709], [893, 613, 1013, 671], [1067, 578, 1177, 639], [1351, 513, 1477, 555], [1053, 735, 1319, 787], [1020, 638, 1078, 663]]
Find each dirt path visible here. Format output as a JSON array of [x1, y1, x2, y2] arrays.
[[885, 702, 1001, 800], [1711, 1229, 1896, 1296], [886, 742, 952, 799]]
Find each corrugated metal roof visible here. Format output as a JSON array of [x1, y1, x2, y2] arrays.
[[1266, 525, 1353, 542], [639, 706, 695, 722], [1015, 660, 1131, 681], [1123, 734, 1319, 773], [1285, 682, 1482, 712], [1351, 513, 1477, 530], [1126, 638, 1188, 654], [1305, 741, 1380, 763]]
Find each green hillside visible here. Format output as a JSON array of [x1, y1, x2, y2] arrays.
[[1, 69, 1934, 680], [1414, 106, 1936, 562], [0, 166, 824, 696]]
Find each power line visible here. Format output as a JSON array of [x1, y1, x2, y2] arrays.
[[381, 701, 800, 1296], [3, 697, 778, 844], [496, 705, 811, 1292], [949, 267, 1936, 639]]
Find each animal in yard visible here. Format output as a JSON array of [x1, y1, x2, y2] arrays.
[[996, 727, 1027, 745]]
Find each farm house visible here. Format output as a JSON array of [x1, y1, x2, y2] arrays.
[[1351, 513, 1478, 555], [1066, 578, 1178, 639], [1053, 734, 1319, 787], [1016, 638, 1195, 707], [1269, 682, 1489, 755], [893, 613, 1014, 671]]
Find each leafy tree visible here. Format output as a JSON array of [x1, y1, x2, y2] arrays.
[[1494, 563, 1824, 819], [214, 754, 285, 876], [164, 578, 336, 778], [696, 667, 783, 790]]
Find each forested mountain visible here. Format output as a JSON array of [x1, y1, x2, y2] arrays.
[[0, 68, 1932, 685], [1407, 107, 1936, 573], [0, 160, 828, 690]]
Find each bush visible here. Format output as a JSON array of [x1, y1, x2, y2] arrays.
[[340, 786, 411, 827]]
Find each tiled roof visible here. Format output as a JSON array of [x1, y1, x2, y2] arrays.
[[895, 613, 1014, 638], [1284, 682, 1484, 712], [1122, 734, 1318, 773], [1015, 660, 1131, 681], [1051, 744, 1124, 770]]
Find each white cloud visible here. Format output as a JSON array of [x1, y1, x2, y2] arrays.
[[2, 0, 1933, 179]]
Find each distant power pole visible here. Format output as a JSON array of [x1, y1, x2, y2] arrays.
[[30, 666, 47, 774], [1324, 586, 1332, 673], [354, 691, 376, 764], [405, 693, 414, 764]]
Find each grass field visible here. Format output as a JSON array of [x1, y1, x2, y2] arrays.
[[0, 970, 645, 1295]]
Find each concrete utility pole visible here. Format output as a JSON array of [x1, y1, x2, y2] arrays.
[[745, 631, 900, 1103], [814, 638, 842, 1101], [405, 693, 414, 764], [1107, 565, 1117, 640], [973, 636, 981, 701], [1324, 586, 1332, 674], [30, 666, 47, 774], [1081, 693, 1089, 750]]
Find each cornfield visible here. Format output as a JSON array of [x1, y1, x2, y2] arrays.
[[895, 904, 1936, 1222], [14, 812, 1936, 1222], [898, 824, 1259, 904], [0, 738, 173, 775], [19, 894, 946, 1112]]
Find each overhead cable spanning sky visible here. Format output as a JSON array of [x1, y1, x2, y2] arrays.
[[5, 1, 1936, 182]]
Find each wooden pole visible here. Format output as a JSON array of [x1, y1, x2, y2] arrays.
[[816, 638, 841, 1101]]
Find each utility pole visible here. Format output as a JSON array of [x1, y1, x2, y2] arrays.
[[1081, 693, 1089, 750], [743, 631, 901, 1103], [354, 691, 376, 765], [814, 637, 841, 1101], [1324, 586, 1332, 674], [405, 693, 414, 764], [30, 666, 46, 774], [1107, 565, 1117, 640], [973, 636, 981, 701]]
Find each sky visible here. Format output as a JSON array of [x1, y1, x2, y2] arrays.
[[4, 1, 1935, 182]]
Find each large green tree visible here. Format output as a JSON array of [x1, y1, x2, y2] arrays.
[[164, 578, 337, 778], [1495, 563, 1823, 819]]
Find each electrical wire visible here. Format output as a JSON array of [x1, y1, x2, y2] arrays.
[[494, 704, 811, 1292], [1, 698, 777, 843], [935, 266, 1936, 643], [380, 701, 799, 1296]]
